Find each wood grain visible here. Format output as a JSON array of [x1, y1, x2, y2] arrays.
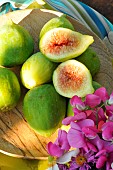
[[0, 9, 113, 159]]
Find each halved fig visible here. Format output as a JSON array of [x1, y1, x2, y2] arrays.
[[39, 28, 94, 62], [53, 60, 94, 98]]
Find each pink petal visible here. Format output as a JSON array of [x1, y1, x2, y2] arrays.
[[95, 149, 107, 157], [86, 112, 96, 123], [94, 87, 109, 102], [102, 126, 113, 141], [82, 126, 98, 139], [62, 116, 77, 125], [77, 119, 94, 128], [73, 112, 86, 120], [47, 142, 64, 157], [96, 155, 107, 169], [70, 121, 81, 131], [70, 95, 85, 110], [67, 128, 86, 148], [98, 120, 105, 131], [103, 141, 113, 152], [85, 94, 101, 108], [73, 108, 81, 115], [55, 130, 70, 151], [106, 105, 113, 116], [62, 112, 86, 125], [102, 121, 113, 131], [96, 138, 104, 150], [91, 136, 103, 151], [98, 108, 106, 121], [108, 92, 113, 105], [87, 141, 98, 152]]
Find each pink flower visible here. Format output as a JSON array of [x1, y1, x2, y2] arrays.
[[107, 92, 113, 105], [94, 87, 109, 102], [47, 130, 70, 157], [55, 130, 70, 151], [69, 149, 96, 170], [95, 140, 113, 170], [85, 94, 101, 108], [62, 112, 86, 125], [67, 119, 98, 151], [87, 107, 107, 124], [102, 121, 113, 141], [47, 87, 113, 170], [70, 96, 86, 110], [47, 142, 64, 157]]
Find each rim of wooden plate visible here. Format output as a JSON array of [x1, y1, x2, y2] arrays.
[[0, 9, 113, 160]]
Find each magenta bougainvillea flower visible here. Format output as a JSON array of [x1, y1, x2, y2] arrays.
[[47, 87, 113, 170]]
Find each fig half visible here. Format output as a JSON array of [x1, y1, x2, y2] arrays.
[[39, 28, 94, 62], [53, 60, 94, 98]]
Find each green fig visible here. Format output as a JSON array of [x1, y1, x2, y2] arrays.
[[0, 20, 34, 67], [67, 99, 74, 117], [39, 27, 94, 62], [0, 67, 21, 112], [20, 52, 58, 89], [76, 47, 100, 77], [92, 81, 102, 90], [39, 15, 75, 38], [23, 84, 66, 137], [53, 60, 94, 98]]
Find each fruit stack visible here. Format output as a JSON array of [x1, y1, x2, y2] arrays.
[[0, 15, 100, 137]]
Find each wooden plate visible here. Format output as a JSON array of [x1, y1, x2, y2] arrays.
[[0, 9, 113, 160]]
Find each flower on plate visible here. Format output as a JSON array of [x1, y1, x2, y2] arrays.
[[47, 87, 113, 170]]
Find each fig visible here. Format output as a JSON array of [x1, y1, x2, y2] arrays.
[[0, 67, 21, 112], [20, 52, 58, 89], [39, 15, 75, 38], [67, 99, 74, 117], [23, 84, 66, 137], [92, 81, 102, 90], [0, 20, 34, 67], [76, 47, 100, 77], [53, 60, 94, 98], [39, 27, 94, 62]]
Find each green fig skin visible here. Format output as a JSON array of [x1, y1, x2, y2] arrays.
[[39, 15, 75, 38], [76, 48, 100, 77], [0, 20, 34, 67], [20, 52, 58, 89], [23, 84, 66, 137], [39, 28, 94, 63], [92, 81, 102, 90], [67, 99, 74, 117], [0, 67, 21, 112]]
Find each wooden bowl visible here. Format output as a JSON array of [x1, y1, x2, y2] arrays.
[[0, 9, 113, 160]]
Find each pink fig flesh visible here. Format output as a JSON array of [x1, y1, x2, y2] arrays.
[[53, 60, 94, 98]]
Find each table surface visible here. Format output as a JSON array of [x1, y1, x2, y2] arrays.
[[80, 0, 113, 24]]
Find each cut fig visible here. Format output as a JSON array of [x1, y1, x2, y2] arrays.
[[53, 60, 94, 98], [39, 28, 94, 62]]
